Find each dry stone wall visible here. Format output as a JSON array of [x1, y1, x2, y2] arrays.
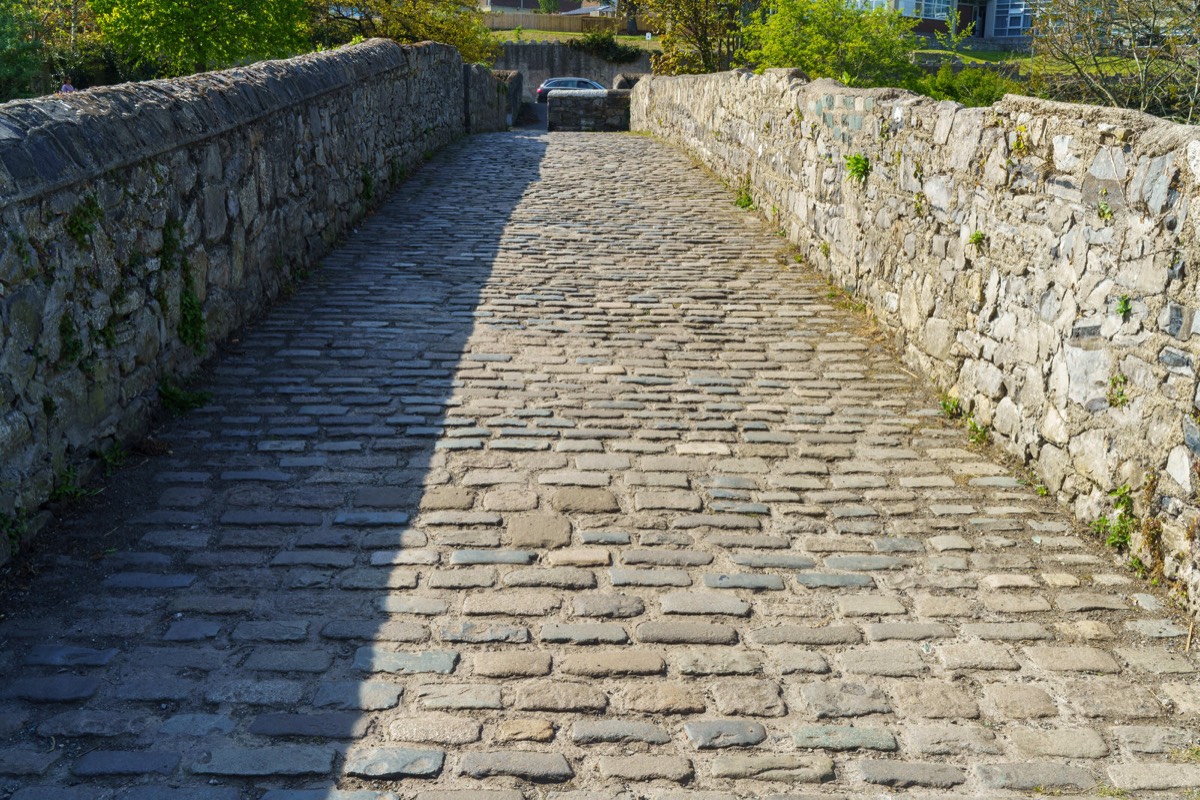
[[633, 70, 1200, 614], [0, 40, 498, 558], [465, 64, 519, 132]]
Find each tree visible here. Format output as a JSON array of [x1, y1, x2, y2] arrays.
[[537, 0, 560, 13], [376, 0, 498, 64], [0, 0, 43, 99], [309, 1, 498, 66], [89, 0, 310, 77], [933, 8, 974, 52], [43, 1, 131, 84], [1031, 0, 1200, 123], [641, 0, 748, 75], [743, 0, 920, 88]]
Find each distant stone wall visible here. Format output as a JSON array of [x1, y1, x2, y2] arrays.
[[634, 70, 1200, 615], [548, 90, 631, 132], [0, 40, 480, 559], [495, 41, 652, 102]]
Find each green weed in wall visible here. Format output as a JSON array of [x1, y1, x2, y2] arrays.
[[58, 313, 83, 365], [161, 216, 183, 269], [65, 194, 103, 247], [178, 258, 206, 356], [159, 215, 205, 355]]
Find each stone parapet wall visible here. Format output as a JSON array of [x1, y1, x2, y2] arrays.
[[0, 40, 470, 557], [464, 63, 514, 133], [548, 90, 631, 132], [495, 42, 652, 102], [633, 70, 1200, 614], [492, 70, 525, 126]]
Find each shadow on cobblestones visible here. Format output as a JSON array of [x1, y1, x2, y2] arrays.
[[3, 128, 1200, 799], [0, 131, 548, 799]]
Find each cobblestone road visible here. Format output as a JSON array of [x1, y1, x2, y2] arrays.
[[2, 130, 1199, 800]]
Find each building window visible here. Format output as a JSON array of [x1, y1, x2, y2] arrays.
[[990, 0, 1032, 37], [920, 0, 951, 20]]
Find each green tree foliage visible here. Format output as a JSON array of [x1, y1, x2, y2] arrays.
[[537, 0, 560, 13], [933, 7, 973, 52], [90, 0, 310, 77], [642, 0, 747, 75], [0, 0, 43, 99], [376, 0, 498, 64], [1031, 0, 1200, 123], [36, 1, 109, 80], [743, 0, 920, 87], [310, 1, 498, 65], [915, 64, 1021, 107]]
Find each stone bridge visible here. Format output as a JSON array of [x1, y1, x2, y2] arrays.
[[1, 41, 1200, 800]]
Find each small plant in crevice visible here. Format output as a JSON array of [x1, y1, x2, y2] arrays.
[[1091, 483, 1135, 551], [97, 443, 127, 476], [1129, 554, 1149, 579], [98, 317, 118, 349], [49, 466, 99, 503], [58, 313, 84, 366], [1011, 124, 1030, 156], [844, 153, 870, 185], [158, 376, 212, 415], [65, 194, 103, 247], [1097, 200, 1114, 221], [820, 241, 831, 258], [1138, 475, 1166, 583], [1, 511, 29, 554], [825, 283, 868, 314], [178, 259, 207, 356], [1107, 372, 1130, 408], [968, 230, 986, 248], [967, 415, 990, 445], [1116, 294, 1132, 318], [912, 192, 926, 215], [938, 394, 962, 419], [1019, 467, 1049, 497], [734, 178, 755, 210]]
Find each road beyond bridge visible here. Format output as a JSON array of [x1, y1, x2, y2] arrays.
[[1, 129, 1198, 799]]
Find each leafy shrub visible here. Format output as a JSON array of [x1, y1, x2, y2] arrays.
[[743, 0, 922, 88], [567, 30, 642, 64], [913, 65, 1020, 108]]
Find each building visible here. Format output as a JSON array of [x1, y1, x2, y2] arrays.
[[869, 0, 1033, 41]]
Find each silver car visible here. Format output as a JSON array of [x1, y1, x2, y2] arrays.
[[535, 77, 605, 103]]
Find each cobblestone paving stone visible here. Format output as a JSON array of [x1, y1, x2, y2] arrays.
[[2, 129, 1199, 799]]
